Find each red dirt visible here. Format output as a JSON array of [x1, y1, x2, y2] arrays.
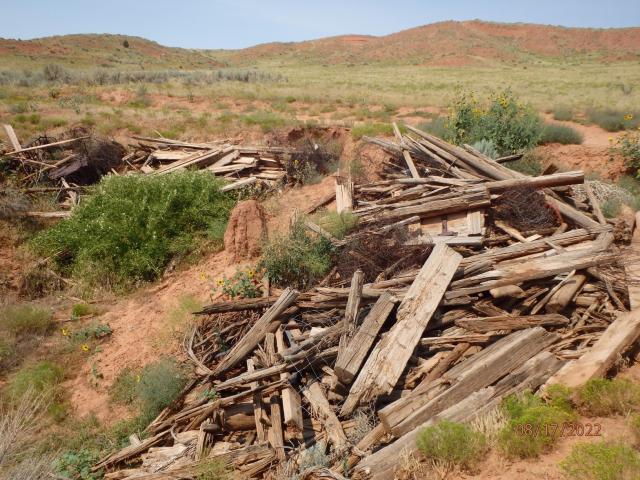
[[224, 200, 267, 263]]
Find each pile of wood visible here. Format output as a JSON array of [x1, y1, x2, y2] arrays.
[[94, 124, 640, 480], [127, 136, 294, 192]]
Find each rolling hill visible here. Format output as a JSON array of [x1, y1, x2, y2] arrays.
[[0, 20, 639, 70]]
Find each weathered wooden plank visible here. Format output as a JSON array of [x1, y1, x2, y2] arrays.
[[302, 382, 348, 451], [340, 244, 462, 416], [335, 270, 365, 371], [334, 292, 397, 385], [275, 328, 303, 438], [213, 288, 299, 375], [546, 311, 640, 388], [455, 314, 569, 333]]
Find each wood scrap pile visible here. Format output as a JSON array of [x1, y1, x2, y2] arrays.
[[94, 124, 640, 480], [128, 135, 294, 192]]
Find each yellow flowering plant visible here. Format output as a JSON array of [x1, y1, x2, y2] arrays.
[[614, 131, 640, 178], [214, 267, 263, 299]]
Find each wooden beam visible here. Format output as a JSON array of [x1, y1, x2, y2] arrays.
[[213, 288, 299, 375], [341, 244, 462, 416], [455, 314, 569, 333]]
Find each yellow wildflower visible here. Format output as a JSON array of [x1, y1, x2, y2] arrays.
[[199, 272, 206, 280], [61, 328, 69, 337], [608, 137, 614, 142], [81, 344, 90, 353], [247, 269, 256, 278], [624, 114, 633, 121], [216, 278, 224, 287], [136, 374, 141, 383]]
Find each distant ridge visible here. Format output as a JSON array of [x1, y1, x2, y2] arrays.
[[1, 20, 639, 69]]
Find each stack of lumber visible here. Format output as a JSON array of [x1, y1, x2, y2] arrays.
[[94, 124, 640, 480], [128, 136, 294, 191]]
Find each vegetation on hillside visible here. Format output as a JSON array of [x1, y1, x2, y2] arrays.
[[30, 172, 235, 291]]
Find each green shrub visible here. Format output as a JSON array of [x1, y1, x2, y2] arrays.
[[0, 337, 17, 369], [539, 123, 584, 145], [471, 138, 499, 159], [259, 221, 333, 289], [578, 378, 640, 416], [313, 211, 358, 239], [30, 172, 235, 290], [444, 89, 542, 155], [561, 441, 640, 480], [553, 106, 575, 122], [214, 268, 263, 299], [546, 384, 574, 413], [351, 122, 394, 139], [498, 391, 576, 458], [416, 420, 487, 471], [110, 368, 138, 405], [587, 109, 640, 132], [615, 131, 640, 178], [0, 304, 53, 336], [71, 303, 96, 318], [136, 358, 187, 423], [54, 449, 102, 480], [601, 198, 622, 218], [504, 151, 544, 176], [6, 361, 65, 419]]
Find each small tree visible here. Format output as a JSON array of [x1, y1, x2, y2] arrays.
[[122, 39, 130, 48]]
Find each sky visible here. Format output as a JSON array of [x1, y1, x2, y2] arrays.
[[2, 0, 639, 49]]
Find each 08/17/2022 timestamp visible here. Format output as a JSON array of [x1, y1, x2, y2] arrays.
[[512, 422, 602, 437]]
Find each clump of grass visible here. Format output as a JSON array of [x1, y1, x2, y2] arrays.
[[313, 211, 358, 240], [71, 303, 97, 318], [30, 172, 235, 291], [601, 198, 622, 218], [577, 378, 640, 416], [504, 151, 544, 176], [553, 106, 575, 122], [561, 441, 640, 480], [0, 304, 54, 336], [110, 368, 138, 405], [587, 108, 640, 132], [196, 458, 234, 480], [136, 358, 187, 423], [539, 123, 584, 145], [351, 122, 394, 139], [498, 391, 576, 458], [259, 221, 333, 289], [242, 111, 287, 132], [416, 420, 487, 472], [6, 361, 66, 420]]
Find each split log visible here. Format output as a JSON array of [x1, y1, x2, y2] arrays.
[[336, 175, 354, 213], [392, 122, 420, 179], [275, 328, 304, 438], [302, 382, 348, 451], [546, 311, 640, 388], [341, 244, 462, 416], [546, 274, 587, 312], [335, 270, 365, 371], [214, 288, 299, 375], [334, 292, 398, 385], [455, 314, 569, 333]]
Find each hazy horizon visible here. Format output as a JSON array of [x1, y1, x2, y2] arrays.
[[3, 0, 640, 50]]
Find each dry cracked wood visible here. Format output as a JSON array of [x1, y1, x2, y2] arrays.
[[341, 244, 462, 416]]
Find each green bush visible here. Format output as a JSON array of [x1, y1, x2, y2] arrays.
[[498, 391, 576, 458], [196, 458, 234, 480], [539, 123, 584, 145], [587, 109, 640, 132], [242, 111, 287, 132], [71, 303, 97, 318], [561, 441, 640, 480], [136, 358, 187, 423], [416, 420, 487, 471], [470, 138, 499, 159], [0, 304, 53, 336], [417, 117, 448, 139], [259, 221, 333, 289], [55, 449, 102, 480], [6, 361, 66, 420], [553, 106, 575, 122], [601, 198, 622, 218], [110, 368, 138, 405], [444, 89, 542, 156], [215, 268, 263, 299], [313, 211, 358, 239], [615, 131, 640, 178], [30, 172, 235, 290], [577, 378, 640, 416]]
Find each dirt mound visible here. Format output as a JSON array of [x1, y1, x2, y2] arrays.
[[223, 200, 267, 263]]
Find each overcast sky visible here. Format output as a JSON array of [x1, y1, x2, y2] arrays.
[[3, 0, 639, 49]]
